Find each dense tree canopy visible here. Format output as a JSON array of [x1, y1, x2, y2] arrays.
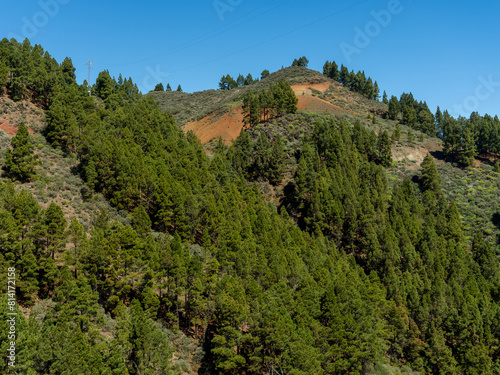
[[1, 38, 500, 374], [322, 59, 380, 100], [439, 110, 500, 166]]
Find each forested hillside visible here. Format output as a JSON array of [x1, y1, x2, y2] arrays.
[[1, 38, 500, 374]]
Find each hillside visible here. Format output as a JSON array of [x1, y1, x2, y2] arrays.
[[150, 66, 388, 145], [1, 38, 500, 375], [149, 66, 328, 125]]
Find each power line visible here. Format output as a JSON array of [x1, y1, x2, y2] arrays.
[[85, 59, 93, 96], [111, 0, 289, 68], [167, 0, 375, 75]]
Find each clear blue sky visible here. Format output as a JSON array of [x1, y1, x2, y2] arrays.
[[3, 0, 500, 118]]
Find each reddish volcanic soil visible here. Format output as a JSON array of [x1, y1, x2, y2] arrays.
[[292, 81, 332, 96], [183, 107, 246, 145], [0, 119, 19, 137], [297, 95, 343, 113], [0, 119, 36, 137]]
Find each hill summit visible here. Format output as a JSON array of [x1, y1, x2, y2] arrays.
[[149, 66, 387, 144]]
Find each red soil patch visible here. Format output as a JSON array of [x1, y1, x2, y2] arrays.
[[183, 107, 245, 145], [0, 119, 36, 137], [0, 119, 18, 137], [291, 81, 332, 96], [297, 95, 343, 113], [293, 82, 344, 113]]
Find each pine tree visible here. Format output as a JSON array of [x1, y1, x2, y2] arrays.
[[402, 105, 417, 127], [392, 123, 401, 142], [323, 60, 339, 80], [420, 153, 441, 193], [236, 74, 245, 87], [283, 81, 298, 114], [17, 249, 39, 303], [95, 70, 114, 100], [154, 83, 164, 91], [382, 90, 388, 104], [373, 81, 380, 100], [339, 64, 349, 85], [129, 299, 175, 373], [8, 188, 40, 255], [268, 135, 286, 185], [4, 123, 39, 182], [60, 57, 76, 85], [408, 128, 414, 143], [219, 75, 236, 90], [66, 218, 86, 268], [242, 92, 260, 127], [244, 73, 256, 86], [131, 205, 152, 235], [166, 83, 172, 91], [0, 61, 8, 94], [377, 130, 392, 167], [43, 203, 67, 259], [442, 111, 462, 158], [292, 56, 309, 67], [176, 84, 182, 92], [435, 106, 444, 138], [461, 121, 477, 166], [388, 96, 400, 120], [252, 132, 271, 178]]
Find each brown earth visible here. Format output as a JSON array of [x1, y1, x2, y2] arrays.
[[392, 144, 429, 170], [0, 119, 19, 137], [392, 138, 444, 170], [297, 95, 343, 113], [292, 81, 332, 96], [0, 118, 36, 137], [183, 106, 246, 145]]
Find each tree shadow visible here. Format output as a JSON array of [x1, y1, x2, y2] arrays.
[[429, 150, 446, 162], [476, 153, 498, 167], [197, 321, 217, 375], [492, 212, 500, 230]]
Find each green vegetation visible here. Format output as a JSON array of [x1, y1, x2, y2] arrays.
[[441, 111, 500, 167], [386, 93, 436, 137], [3, 122, 39, 182], [323, 59, 380, 100], [241, 80, 298, 126], [1, 38, 500, 374], [219, 73, 259, 90], [291, 56, 309, 67]]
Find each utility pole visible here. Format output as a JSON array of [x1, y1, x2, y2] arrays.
[[85, 60, 93, 96]]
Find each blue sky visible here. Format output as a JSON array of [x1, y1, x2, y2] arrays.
[[2, 0, 500, 118]]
